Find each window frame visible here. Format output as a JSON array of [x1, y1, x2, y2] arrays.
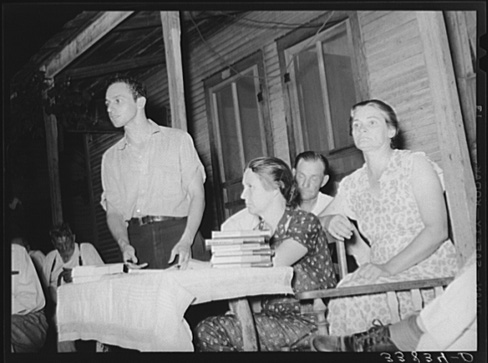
[[277, 11, 370, 162]]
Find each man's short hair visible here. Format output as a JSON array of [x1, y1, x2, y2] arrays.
[[105, 74, 147, 100], [49, 222, 74, 243], [293, 151, 330, 176]]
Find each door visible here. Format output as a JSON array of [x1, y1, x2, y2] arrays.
[[205, 52, 271, 224]]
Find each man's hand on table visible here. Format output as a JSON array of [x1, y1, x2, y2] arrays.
[[169, 237, 193, 270], [166, 259, 211, 270]]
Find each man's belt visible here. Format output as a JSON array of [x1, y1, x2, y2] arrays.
[[129, 215, 184, 227]]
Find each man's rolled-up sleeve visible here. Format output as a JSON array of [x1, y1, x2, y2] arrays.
[[179, 133, 206, 190]]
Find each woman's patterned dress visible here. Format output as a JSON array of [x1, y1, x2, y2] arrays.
[[196, 207, 336, 351], [328, 149, 458, 335]]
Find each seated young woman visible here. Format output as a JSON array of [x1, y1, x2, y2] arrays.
[[322, 99, 458, 336], [196, 156, 337, 351]]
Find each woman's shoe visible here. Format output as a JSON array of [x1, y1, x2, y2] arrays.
[[312, 323, 399, 352]]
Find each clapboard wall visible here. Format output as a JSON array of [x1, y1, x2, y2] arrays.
[[134, 10, 453, 231], [87, 132, 124, 263], [359, 11, 441, 162]]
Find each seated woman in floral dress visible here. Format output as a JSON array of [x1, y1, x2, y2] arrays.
[[196, 156, 337, 351], [322, 99, 458, 336]]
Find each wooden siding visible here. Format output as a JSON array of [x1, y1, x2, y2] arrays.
[[123, 10, 468, 230], [87, 132, 124, 263], [264, 42, 289, 163], [358, 11, 442, 164], [185, 11, 329, 168], [131, 11, 331, 228], [183, 11, 329, 228], [142, 66, 170, 125]]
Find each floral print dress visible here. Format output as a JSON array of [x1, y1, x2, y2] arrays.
[[328, 149, 458, 335], [196, 207, 336, 351]]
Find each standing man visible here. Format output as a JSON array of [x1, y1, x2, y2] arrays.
[[101, 75, 208, 270]]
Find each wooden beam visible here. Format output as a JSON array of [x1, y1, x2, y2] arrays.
[[229, 298, 259, 351], [417, 11, 476, 266], [297, 277, 455, 300], [43, 11, 134, 78], [444, 11, 477, 169], [160, 11, 187, 131], [61, 54, 165, 81], [83, 134, 97, 246], [42, 82, 63, 225]]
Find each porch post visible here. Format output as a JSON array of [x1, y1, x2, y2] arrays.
[[160, 11, 187, 131], [42, 78, 63, 225], [417, 11, 476, 266]]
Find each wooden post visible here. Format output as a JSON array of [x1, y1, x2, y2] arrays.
[[229, 298, 259, 351], [42, 78, 63, 225], [160, 11, 187, 131], [444, 11, 477, 170], [83, 133, 97, 246], [417, 11, 476, 266]]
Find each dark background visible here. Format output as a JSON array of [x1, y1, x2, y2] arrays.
[[3, 3, 86, 84], [3, 4, 87, 252]]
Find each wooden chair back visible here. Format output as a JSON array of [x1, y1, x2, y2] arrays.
[[297, 190, 472, 335]]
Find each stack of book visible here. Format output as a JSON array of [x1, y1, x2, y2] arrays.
[[206, 230, 274, 269]]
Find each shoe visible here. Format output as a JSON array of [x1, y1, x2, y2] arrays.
[[312, 335, 343, 351], [312, 321, 399, 352], [343, 321, 398, 352]]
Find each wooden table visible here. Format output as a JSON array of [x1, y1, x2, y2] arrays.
[[57, 265, 293, 351]]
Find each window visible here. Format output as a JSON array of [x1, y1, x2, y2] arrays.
[[280, 14, 366, 185], [286, 19, 358, 152]]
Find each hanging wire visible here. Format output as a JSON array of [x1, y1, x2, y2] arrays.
[[218, 10, 333, 30], [284, 11, 335, 74], [189, 11, 335, 83]]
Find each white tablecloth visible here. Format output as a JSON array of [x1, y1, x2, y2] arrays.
[[57, 266, 293, 351]]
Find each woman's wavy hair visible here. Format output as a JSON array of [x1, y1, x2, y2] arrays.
[[349, 99, 400, 149], [246, 156, 301, 209]]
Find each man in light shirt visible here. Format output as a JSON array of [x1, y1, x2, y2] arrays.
[[43, 222, 104, 304], [11, 236, 47, 289], [11, 243, 48, 353], [101, 75, 208, 270], [43, 222, 104, 352]]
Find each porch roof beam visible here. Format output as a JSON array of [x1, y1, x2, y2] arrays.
[[43, 11, 134, 79], [60, 54, 165, 81]]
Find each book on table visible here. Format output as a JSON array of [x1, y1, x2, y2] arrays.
[[211, 248, 273, 257], [211, 229, 272, 240], [212, 262, 273, 269], [210, 243, 270, 252], [208, 229, 274, 268], [211, 254, 272, 264], [205, 237, 267, 249], [70, 263, 127, 284]]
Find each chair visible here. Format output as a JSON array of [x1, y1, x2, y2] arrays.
[[295, 222, 464, 339]]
